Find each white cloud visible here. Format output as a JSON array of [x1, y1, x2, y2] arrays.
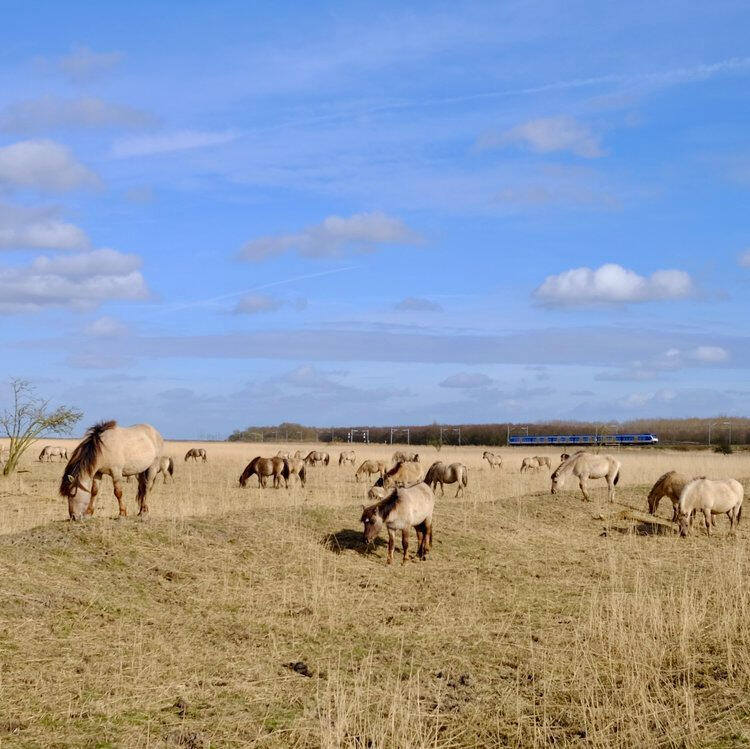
[[0, 96, 152, 133], [0, 139, 98, 191], [395, 297, 443, 312], [0, 202, 89, 250], [240, 211, 421, 261], [0, 248, 149, 313], [534, 263, 695, 307], [56, 45, 123, 81], [738, 249, 750, 267], [690, 346, 730, 363], [479, 116, 604, 158], [440, 372, 494, 388], [111, 130, 239, 158], [84, 316, 130, 337]]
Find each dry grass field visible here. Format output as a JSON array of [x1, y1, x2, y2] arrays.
[[1, 440, 750, 747]]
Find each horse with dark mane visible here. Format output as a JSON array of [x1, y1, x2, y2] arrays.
[[647, 470, 689, 522], [59, 421, 164, 520], [304, 450, 330, 466], [239, 456, 288, 488], [39, 445, 68, 462], [361, 482, 434, 564], [425, 461, 468, 497], [185, 448, 207, 463]]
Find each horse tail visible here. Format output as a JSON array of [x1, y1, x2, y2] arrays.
[[613, 468, 620, 486], [299, 464, 306, 487], [462, 467, 468, 487], [167, 457, 174, 477], [136, 470, 148, 510], [59, 420, 115, 497]]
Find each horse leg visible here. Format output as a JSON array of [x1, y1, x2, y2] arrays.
[[703, 509, 712, 536], [137, 463, 159, 516], [671, 500, 679, 523], [401, 529, 409, 565], [579, 478, 589, 502], [415, 526, 424, 559], [421, 519, 432, 560], [387, 529, 395, 565], [440, 480, 445, 496], [85, 477, 100, 516], [607, 476, 615, 503], [112, 476, 127, 518]]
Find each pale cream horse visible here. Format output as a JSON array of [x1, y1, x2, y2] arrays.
[[60, 421, 164, 520], [677, 478, 743, 537], [361, 482, 435, 564], [382, 460, 423, 489], [550, 452, 621, 503], [424, 461, 468, 497], [521, 456, 549, 473], [339, 450, 356, 467], [39, 445, 68, 462], [483, 451, 502, 469], [647, 471, 689, 522], [355, 459, 386, 482]]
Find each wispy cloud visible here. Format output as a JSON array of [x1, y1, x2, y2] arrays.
[[56, 45, 123, 82], [111, 129, 240, 158], [0, 96, 153, 133], [240, 212, 422, 261], [395, 297, 443, 312], [534, 263, 695, 307], [478, 116, 604, 158], [232, 293, 307, 315]]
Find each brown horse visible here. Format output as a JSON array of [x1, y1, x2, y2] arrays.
[[647, 471, 689, 522], [361, 482, 435, 564], [382, 460, 423, 489], [304, 450, 330, 466], [355, 459, 386, 482], [425, 461, 468, 497], [60, 421, 164, 520], [239, 456, 287, 488], [339, 450, 356, 466], [184, 448, 207, 463]]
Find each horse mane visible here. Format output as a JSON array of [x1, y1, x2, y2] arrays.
[[375, 488, 400, 517], [239, 457, 259, 486], [424, 461, 443, 484], [59, 420, 116, 497], [551, 453, 578, 480]]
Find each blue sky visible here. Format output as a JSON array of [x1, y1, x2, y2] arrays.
[[1, 1, 749, 438]]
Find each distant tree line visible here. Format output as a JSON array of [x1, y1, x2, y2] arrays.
[[227, 417, 749, 446]]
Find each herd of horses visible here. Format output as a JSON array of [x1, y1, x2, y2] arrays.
[[27, 420, 743, 558]]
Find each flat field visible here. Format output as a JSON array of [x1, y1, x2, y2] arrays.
[[0, 441, 749, 747]]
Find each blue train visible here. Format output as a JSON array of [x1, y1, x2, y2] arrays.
[[508, 433, 658, 446]]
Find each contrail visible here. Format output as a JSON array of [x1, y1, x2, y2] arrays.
[[160, 265, 357, 313]]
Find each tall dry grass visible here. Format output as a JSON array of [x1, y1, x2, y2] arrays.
[[0, 440, 749, 746]]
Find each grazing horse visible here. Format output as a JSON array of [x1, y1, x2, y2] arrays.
[[392, 451, 419, 464], [338, 450, 356, 467], [157, 456, 174, 484], [184, 448, 207, 463], [520, 457, 546, 473], [39, 445, 68, 462], [355, 459, 386, 482], [304, 450, 330, 466], [425, 461, 468, 497], [382, 460, 423, 489], [647, 471, 689, 522], [551, 452, 621, 503], [284, 457, 307, 488], [60, 421, 163, 520], [293, 450, 303, 459], [361, 482, 434, 564], [239, 456, 287, 488], [276, 450, 290, 459], [677, 478, 743, 537], [483, 451, 502, 469]]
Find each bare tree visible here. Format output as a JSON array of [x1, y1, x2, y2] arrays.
[[0, 379, 82, 476]]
